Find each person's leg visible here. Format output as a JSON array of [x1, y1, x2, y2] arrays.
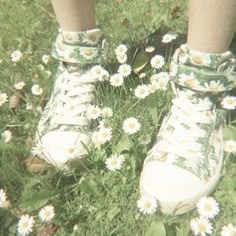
[[187, 0, 236, 53], [140, 0, 236, 215], [51, 0, 96, 31]]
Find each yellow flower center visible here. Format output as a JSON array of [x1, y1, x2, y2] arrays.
[[192, 55, 203, 64], [198, 223, 206, 233], [144, 202, 151, 209], [185, 79, 196, 88], [67, 148, 75, 154], [111, 160, 117, 166], [128, 123, 135, 129], [204, 203, 212, 212]]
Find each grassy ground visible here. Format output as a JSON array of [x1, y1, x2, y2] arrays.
[[0, 0, 236, 235]]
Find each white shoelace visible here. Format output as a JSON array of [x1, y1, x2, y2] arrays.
[[151, 95, 215, 164], [52, 70, 97, 126]]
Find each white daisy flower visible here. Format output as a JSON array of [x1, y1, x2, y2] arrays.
[[221, 223, 236, 236], [17, 214, 35, 236], [139, 135, 151, 145], [148, 81, 159, 93], [224, 140, 236, 153], [190, 53, 211, 66], [123, 117, 141, 135], [204, 80, 225, 92], [137, 195, 158, 215], [179, 72, 199, 88], [101, 107, 113, 118], [110, 73, 124, 87], [90, 65, 109, 81], [162, 33, 177, 43], [91, 131, 101, 148], [39, 205, 55, 222], [221, 96, 236, 110], [0, 189, 7, 207], [197, 196, 220, 219], [134, 84, 150, 99], [145, 46, 155, 53], [139, 72, 146, 79], [73, 224, 79, 232], [32, 143, 44, 157], [11, 50, 23, 62], [86, 105, 101, 120], [26, 102, 34, 110], [105, 154, 124, 171], [178, 52, 189, 64], [83, 30, 102, 45], [116, 54, 127, 64], [79, 47, 98, 60], [115, 44, 128, 56], [98, 119, 110, 129], [118, 64, 132, 77], [190, 217, 213, 236], [31, 84, 43, 96], [1, 130, 12, 143], [0, 92, 8, 106], [150, 55, 165, 69], [45, 70, 52, 79], [14, 81, 25, 90], [42, 54, 50, 65], [97, 127, 112, 144], [65, 146, 80, 159]]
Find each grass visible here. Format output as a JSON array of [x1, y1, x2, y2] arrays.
[[0, 0, 236, 235]]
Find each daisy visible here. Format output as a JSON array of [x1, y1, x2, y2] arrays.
[[65, 146, 80, 159], [105, 154, 124, 171], [123, 117, 141, 135], [31, 84, 43, 96], [150, 55, 165, 69], [197, 196, 220, 219], [137, 195, 158, 215], [148, 82, 159, 93], [101, 107, 113, 118], [179, 72, 199, 89], [118, 64, 132, 77], [39, 205, 55, 222], [86, 105, 101, 120], [14, 81, 25, 90], [17, 214, 35, 236], [97, 127, 112, 144], [221, 96, 236, 110], [224, 140, 236, 153], [190, 217, 213, 236], [1, 130, 12, 143], [79, 47, 98, 60], [204, 80, 225, 92], [116, 54, 127, 64], [162, 33, 177, 43], [139, 135, 151, 145], [98, 119, 110, 129], [83, 30, 102, 45], [91, 131, 101, 148], [42, 54, 50, 65], [190, 53, 211, 66], [110, 73, 124, 87], [139, 72, 146, 79], [90, 65, 109, 81], [0, 92, 8, 106], [115, 44, 128, 56], [11, 50, 23, 62], [145, 46, 155, 53], [0, 189, 7, 207], [134, 84, 150, 99], [221, 223, 236, 236], [32, 143, 44, 157]]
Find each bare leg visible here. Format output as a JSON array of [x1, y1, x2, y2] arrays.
[[187, 0, 236, 53], [51, 0, 96, 31]]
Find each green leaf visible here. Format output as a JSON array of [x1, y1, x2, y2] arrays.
[[132, 50, 150, 73], [176, 221, 190, 236], [18, 190, 57, 212], [80, 176, 100, 196], [223, 125, 236, 140], [114, 134, 132, 153], [145, 221, 166, 236]]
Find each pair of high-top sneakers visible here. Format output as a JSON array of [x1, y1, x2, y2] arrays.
[[34, 29, 236, 215]]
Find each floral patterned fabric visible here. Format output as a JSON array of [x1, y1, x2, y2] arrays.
[[52, 29, 108, 64], [144, 44, 236, 181]]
